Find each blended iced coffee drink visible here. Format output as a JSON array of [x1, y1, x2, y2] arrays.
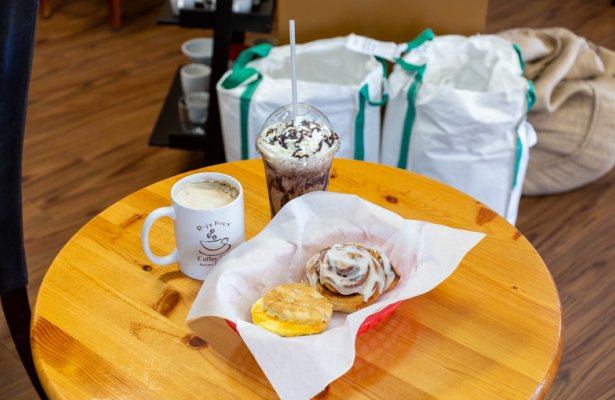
[[256, 104, 340, 216]]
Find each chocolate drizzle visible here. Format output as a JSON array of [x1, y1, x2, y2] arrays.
[[292, 149, 309, 159], [261, 121, 338, 159]]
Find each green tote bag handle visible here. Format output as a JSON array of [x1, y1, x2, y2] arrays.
[[220, 43, 273, 159], [393, 29, 434, 169], [353, 56, 389, 160]]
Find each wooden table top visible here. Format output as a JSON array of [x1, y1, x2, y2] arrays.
[[31, 159, 562, 400]]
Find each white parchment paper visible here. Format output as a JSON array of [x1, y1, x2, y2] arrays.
[[187, 192, 485, 400]]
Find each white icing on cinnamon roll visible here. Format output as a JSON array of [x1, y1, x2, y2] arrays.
[[306, 243, 398, 302]]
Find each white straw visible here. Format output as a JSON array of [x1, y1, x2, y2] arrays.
[[289, 19, 298, 124]]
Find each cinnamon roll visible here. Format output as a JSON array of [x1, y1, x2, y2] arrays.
[[305, 243, 400, 313]]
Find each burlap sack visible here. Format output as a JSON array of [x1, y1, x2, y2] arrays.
[[498, 28, 615, 195]]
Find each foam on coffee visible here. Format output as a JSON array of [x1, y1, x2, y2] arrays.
[[175, 180, 238, 210]]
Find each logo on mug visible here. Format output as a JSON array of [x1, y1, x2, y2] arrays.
[[197, 223, 233, 266]]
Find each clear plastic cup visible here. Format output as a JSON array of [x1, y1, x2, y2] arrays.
[[178, 93, 209, 135], [256, 103, 340, 217]]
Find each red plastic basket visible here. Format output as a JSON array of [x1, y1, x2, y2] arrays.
[[225, 300, 402, 335]]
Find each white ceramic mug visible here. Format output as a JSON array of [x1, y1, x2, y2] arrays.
[[180, 63, 211, 95], [141, 172, 244, 280]]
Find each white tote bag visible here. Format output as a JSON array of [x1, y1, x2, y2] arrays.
[[217, 37, 387, 162], [381, 30, 536, 224]]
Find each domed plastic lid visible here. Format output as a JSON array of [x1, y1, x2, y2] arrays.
[[261, 103, 332, 130]]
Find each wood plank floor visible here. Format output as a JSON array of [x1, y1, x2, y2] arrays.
[[1, 0, 614, 398]]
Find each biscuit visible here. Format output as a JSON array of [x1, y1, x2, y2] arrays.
[[305, 243, 400, 313], [251, 283, 333, 337]]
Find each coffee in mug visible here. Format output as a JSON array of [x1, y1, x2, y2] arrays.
[[175, 180, 238, 210], [141, 172, 244, 280]]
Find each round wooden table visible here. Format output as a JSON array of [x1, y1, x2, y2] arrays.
[[32, 159, 562, 400]]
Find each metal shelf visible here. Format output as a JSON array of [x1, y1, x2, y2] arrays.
[[151, 0, 275, 164], [157, 0, 275, 33], [149, 66, 210, 150]]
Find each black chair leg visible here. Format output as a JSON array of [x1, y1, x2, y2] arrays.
[[1, 287, 48, 400]]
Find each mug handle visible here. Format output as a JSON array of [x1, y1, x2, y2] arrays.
[[141, 207, 179, 266]]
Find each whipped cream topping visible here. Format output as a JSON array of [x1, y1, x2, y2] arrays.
[[257, 120, 339, 161], [306, 243, 397, 301]]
